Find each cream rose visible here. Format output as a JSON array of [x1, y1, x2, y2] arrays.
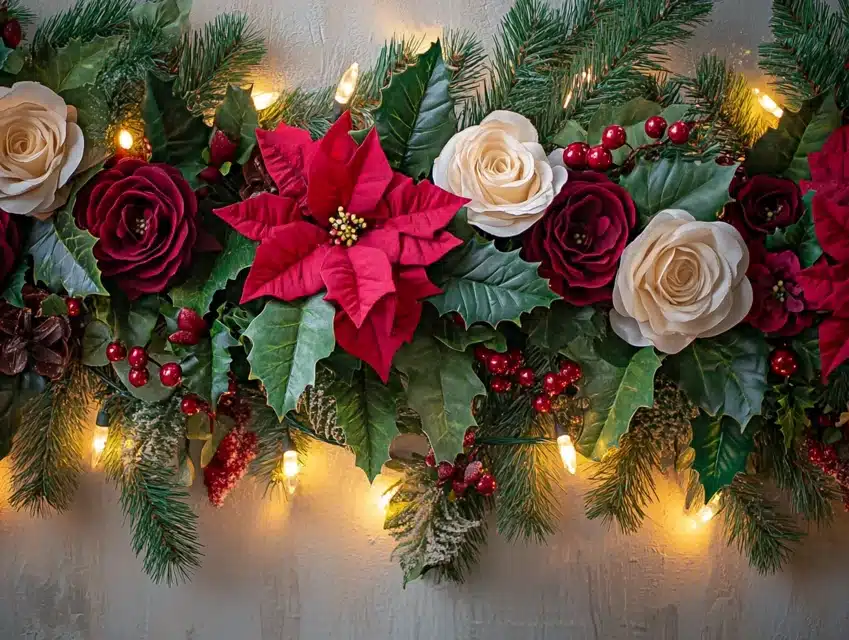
[[0, 82, 84, 216], [432, 110, 567, 237], [610, 210, 753, 354]]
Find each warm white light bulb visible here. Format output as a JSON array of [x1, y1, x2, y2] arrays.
[[753, 89, 783, 118], [563, 90, 574, 109], [377, 485, 399, 513], [335, 63, 360, 105], [91, 426, 109, 468], [281, 449, 299, 495], [557, 433, 577, 475], [690, 493, 722, 528], [252, 91, 279, 111], [117, 129, 134, 150]]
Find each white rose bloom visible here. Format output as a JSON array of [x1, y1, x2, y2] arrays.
[[610, 209, 753, 354], [432, 110, 567, 237], [0, 82, 84, 216]]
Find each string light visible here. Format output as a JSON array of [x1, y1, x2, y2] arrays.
[[251, 91, 279, 111], [91, 426, 109, 468], [334, 63, 360, 105], [557, 433, 578, 475], [753, 88, 784, 118], [278, 448, 300, 495], [689, 492, 723, 529], [117, 129, 134, 150]]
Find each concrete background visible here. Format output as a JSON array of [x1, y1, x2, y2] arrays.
[[7, 0, 849, 638]]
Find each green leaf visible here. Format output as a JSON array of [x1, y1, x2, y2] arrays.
[[82, 320, 112, 366], [169, 229, 257, 315], [667, 327, 769, 429], [428, 240, 558, 327], [1, 261, 28, 307], [777, 387, 814, 450], [620, 157, 739, 224], [3, 48, 24, 75], [330, 368, 399, 482], [214, 84, 258, 165], [40, 294, 68, 317], [131, 0, 192, 42], [785, 95, 841, 182], [433, 320, 503, 353], [372, 40, 456, 179], [790, 327, 820, 383], [395, 333, 486, 462], [201, 415, 234, 468], [321, 350, 362, 385], [112, 294, 160, 348], [243, 296, 336, 420], [35, 36, 120, 93], [691, 413, 754, 502], [565, 337, 661, 460], [113, 358, 175, 403], [528, 303, 604, 353], [61, 85, 111, 167], [142, 73, 209, 188], [765, 192, 822, 267], [180, 338, 213, 403], [551, 120, 587, 147], [0, 374, 20, 460], [586, 104, 616, 146], [210, 320, 237, 407]]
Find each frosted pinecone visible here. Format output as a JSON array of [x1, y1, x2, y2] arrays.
[[122, 393, 186, 468], [629, 375, 697, 463]]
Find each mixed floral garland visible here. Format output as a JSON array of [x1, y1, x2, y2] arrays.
[[2, 0, 849, 585]]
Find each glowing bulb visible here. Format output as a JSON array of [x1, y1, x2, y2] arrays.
[[117, 129, 134, 150], [252, 91, 279, 111], [377, 485, 399, 513], [557, 433, 578, 474], [753, 88, 783, 118], [91, 426, 109, 468], [281, 449, 299, 495], [335, 63, 360, 105], [690, 493, 722, 529], [563, 90, 574, 109]]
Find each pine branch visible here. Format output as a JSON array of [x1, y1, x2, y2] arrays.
[[5, 0, 36, 26], [258, 86, 336, 138], [9, 366, 100, 516], [442, 28, 487, 105], [821, 363, 849, 410], [722, 474, 803, 574], [174, 14, 266, 116], [32, 0, 134, 54]]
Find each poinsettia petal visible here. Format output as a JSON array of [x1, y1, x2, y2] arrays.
[[334, 295, 400, 382], [819, 316, 849, 380], [383, 175, 469, 238], [306, 117, 360, 225], [346, 128, 394, 218], [214, 192, 302, 241], [797, 259, 849, 312], [397, 231, 463, 266], [318, 111, 359, 163], [256, 125, 314, 198], [241, 222, 330, 303], [357, 228, 402, 263], [811, 190, 849, 262], [321, 244, 396, 328], [804, 125, 849, 193], [396, 266, 442, 300]]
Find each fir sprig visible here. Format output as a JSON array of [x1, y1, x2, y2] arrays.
[[258, 86, 336, 138], [31, 0, 134, 54], [5, 0, 36, 26], [442, 28, 488, 105]]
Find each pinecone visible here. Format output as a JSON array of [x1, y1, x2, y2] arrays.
[[239, 147, 279, 201], [629, 374, 698, 463], [0, 286, 72, 380]]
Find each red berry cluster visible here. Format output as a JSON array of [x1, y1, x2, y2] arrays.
[[0, 16, 21, 49], [203, 425, 258, 507], [807, 437, 849, 509], [424, 428, 497, 497], [531, 359, 582, 414], [106, 341, 183, 389], [475, 345, 527, 393], [168, 308, 207, 346]]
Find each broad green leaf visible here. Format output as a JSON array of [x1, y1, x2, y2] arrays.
[[112, 294, 160, 348], [180, 338, 213, 403], [186, 413, 212, 440], [528, 303, 604, 353], [169, 229, 257, 315], [777, 387, 814, 450], [791, 327, 820, 383], [82, 320, 112, 366], [372, 40, 455, 179], [176, 450, 195, 487], [243, 296, 336, 419], [61, 85, 111, 167], [586, 104, 616, 146], [35, 37, 120, 92], [667, 327, 769, 429], [210, 320, 237, 407], [113, 359, 175, 403], [143, 73, 209, 187], [691, 413, 754, 501], [2, 48, 23, 75], [433, 321, 504, 352], [0, 42, 14, 71], [395, 333, 486, 462], [1, 261, 28, 307], [214, 84, 258, 165], [765, 192, 822, 267], [552, 120, 587, 147], [40, 294, 68, 316], [566, 337, 661, 460], [620, 157, 738, 223], [428, 240, 558, 327], [330, 368, 399, 482], [321, 350, 362, 385], [131, 0, 192, 41]]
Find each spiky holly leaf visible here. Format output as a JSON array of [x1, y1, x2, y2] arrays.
[[766, 193, 822, 268], [395, 333, 486, 462], [434, 320, 506, 353], [551, 120, 587, 147], [1, 261, 27, 307], [667, 327, 769, 429], [243, 295, 336, 419], [791, 327, 820, 383], [81, 320, 111, 366], [691, 413, 754, 502], [130, 0, 191, 42], [35, 36, 120, 92], [428, 240, 558, 328], [330, 368, 399, 482], [40, 294, 68, 317], [565, 336, 661, 460], [528, 303, 605, 353], [372, 40, 455, 179], [620, 157, 738, 224], [210, 320, 238, 407], [776, 387, 814, 450], [214, 84, 258, 165]]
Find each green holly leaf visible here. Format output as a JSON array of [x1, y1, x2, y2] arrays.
[[790, 327, 820, 383], [528, 303, 604, 353], [691, 413, 754, 502], [1, 261, 28, 307], [330, 368, 399, 482], [40, 294, 68, 317], [433, 320, 504, 352], [143, 73, 209, 188], [551, 120, 587, 147], [428, 240, 558, 327], [667, 327, 769, 429], [210, 319, 238, 407], [776, 387, 814, 450], [2, 48, 23, 75], [113, 354, 176, 403], [372, 40, 455, 179], [565, 337, 661, 460], [620, 156, 738, 224], [243, 295, 336, 419], [746, 94, 842, 181], [395, 333, 486, 462], [213, 84, 258, 165], [765, 192, 822, 268], [35, 36, 120, 93], [82, 320, 112, 366], [110, 294, 161, 348], [131, 0, 192, 42]]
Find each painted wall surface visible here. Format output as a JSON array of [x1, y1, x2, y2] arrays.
[[7, 0, 849, 638]]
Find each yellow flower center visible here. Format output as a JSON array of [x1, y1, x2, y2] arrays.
[[329, 206, 368, 247]]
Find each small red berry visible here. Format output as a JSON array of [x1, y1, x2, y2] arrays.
[[644, 115, 668, 139], [532, 394, 552, 413], [168, 329, 201, 346], [180, 394, 203, 416], [66, 298, 82, 317], [452, 479, 468, 496], [159, 362, 183, 387], [770, 348, 798, 377], [474, 344, 493, 364], [542, 372, 563, 396], [198, 165, 222, 184], [127, 346, 149, 369], [177, 307, 207, 334], [601, 125, 627, 150], [558, 360, 582, 385], [105, 341, 127, 363], [563, 142, 590, 169], [463, 429, 476, 449], [464, 460, 484, 484], [208, 129, 239, 167], [424, 449, 436, 467], [475, 473, 497, 496], [516, 367, 536, 387], [127, 366, 150, 388], [586, 145, 613, 171], [437, 461, 455, 482], [2, 19, 21, 49], [667, 121, 691, 145], [490, 376, 512, 393], [486, 352, 511, 376]]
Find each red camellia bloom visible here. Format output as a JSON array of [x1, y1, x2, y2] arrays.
[[521, 171, 636, 305], [214, 112, 467, 380], [732, 174, 802, 234], [0, 210, 20, 285], [74, 158, 214, 300], [745, 249, 811, 336]]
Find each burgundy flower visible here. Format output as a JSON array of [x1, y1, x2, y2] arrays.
[[733, 174, 802, 234], [746, 250, 812, 336], [522, 171, 637, 305], [74, 158, 213, 299], [0, 210, 20, 285]]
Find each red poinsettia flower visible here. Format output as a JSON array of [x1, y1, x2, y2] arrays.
[[214, 112, 467, 380]]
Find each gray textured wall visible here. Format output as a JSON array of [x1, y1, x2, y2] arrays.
[[7, 0, 849, 638]]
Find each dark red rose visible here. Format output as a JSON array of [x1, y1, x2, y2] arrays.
[[522, 171, 637, 305], [0, 210, 20, 285], [74, 158, 204, 300], [746, 250, 812, 336], [734, 174, 802, 234]]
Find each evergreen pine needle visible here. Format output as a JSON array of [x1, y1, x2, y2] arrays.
[[442, 28, 487, 104], [6, 0, 36, 26], [32, 0, 134, 53], [258, 86, 336, 138]]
